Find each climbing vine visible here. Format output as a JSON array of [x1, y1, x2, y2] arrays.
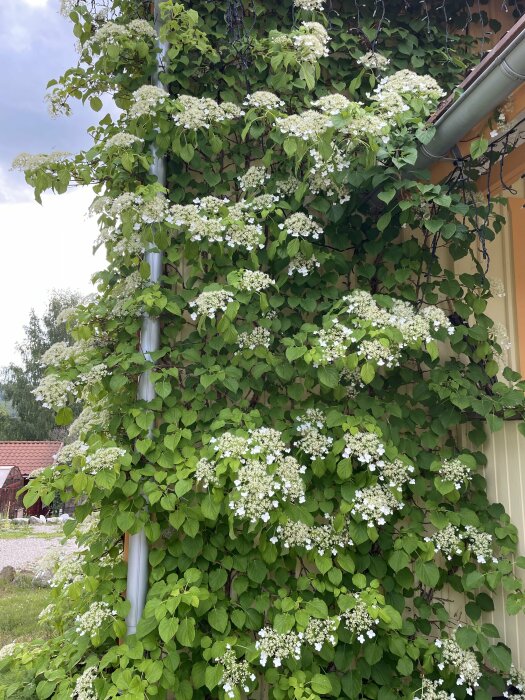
[[3, 1, 525, 699]]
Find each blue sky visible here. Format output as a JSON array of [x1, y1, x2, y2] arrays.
[[0, 0, 102, 365]]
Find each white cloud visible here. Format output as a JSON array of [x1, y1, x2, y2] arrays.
[[0, 187, 103, 366], [21, 0, 49, 6]]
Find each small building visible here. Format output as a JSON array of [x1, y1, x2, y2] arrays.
[[0, 465, 24, 518], [0, 441, 63, 516]]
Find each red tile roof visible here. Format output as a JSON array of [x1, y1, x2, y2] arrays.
[[0, 441, 63, 477]]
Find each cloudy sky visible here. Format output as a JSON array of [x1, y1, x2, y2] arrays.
[[0, 0, 103, 366]]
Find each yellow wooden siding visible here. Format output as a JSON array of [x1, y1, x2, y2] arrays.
[[452, 187, 525, 660]]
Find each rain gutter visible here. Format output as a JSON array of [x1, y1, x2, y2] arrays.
[[415, 14, 525, 170], [125, 0, 167, 637]]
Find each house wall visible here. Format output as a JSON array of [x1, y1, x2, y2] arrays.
[[452, 181, 525, 664]]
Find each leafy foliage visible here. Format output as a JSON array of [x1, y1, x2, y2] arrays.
[[0, 290, 82, 440], [2, 1, 525, 699]]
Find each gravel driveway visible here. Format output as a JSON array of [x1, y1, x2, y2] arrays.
[[0, 528, 78, 572]]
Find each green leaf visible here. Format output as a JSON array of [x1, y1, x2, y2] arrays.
[[90, 96, 103, 112], [159, 616, 179, 643], [318, 365, 339, 388], [487, 644, 511, 672], [286, 346, 307, 362], [56, 406, 73, 426], [205, 665, 223, 691], [310, 675, 332, 695], [117, 511, 136, 532], [176, 618, 196, 647], [361, 362, 375, 384], [470, 137, 488, 160], [455, 626, 477, 648], [208, 607, 228, 633], [415, 560, 439, 587]]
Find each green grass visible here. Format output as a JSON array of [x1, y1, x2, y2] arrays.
[[0, 529, 60, 540], [0, 580, 52, 699], [0, 580, 52, 647]]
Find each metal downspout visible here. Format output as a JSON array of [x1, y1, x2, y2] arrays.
[[125, 0, 167, 636], [415, 28, 525, 169]]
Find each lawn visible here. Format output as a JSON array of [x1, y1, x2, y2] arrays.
[[0, 580, 52, 699], [0, 580, 52, 647]]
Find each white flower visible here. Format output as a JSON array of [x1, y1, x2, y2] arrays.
[[238, 270, 275, 293], [189, 290, 235, 320], [357, 52, 390, 71], [74, 601, 116, 637]]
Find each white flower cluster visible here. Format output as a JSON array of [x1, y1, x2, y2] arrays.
[[303, 617, 338, 650], [308, 146, 351, 202], [379, 459, 415, 491], [277, 176, 301, 196], [195, 458, 219, 488], [207, 427, 306, 523], [41, 339, 95, 368], [314, 321, 354, 363], [238, 166, 270, 191], [109, 191, 171, 225], [244, 91, 285, 111], [341, 599, 378, 643], [37, 602, 57, 624], [173, 95, 244, 130], [426, 525, 496, 564], [312, 94, 351, 115], [438, 458, 472, 489], [0, 641, 19, 661], [425, 524, 463, 561], [237, 326, 272, 351], [84, 447, 126, 475], [340, 367, 364, 398], [357, 52, 390, 71], [436, 633, 481, 696], [489, 277, 506, 298], [256, 617, 337, 667], [50, 552, 83, 589], [276, 110, 331, 140], [189, 290, 234, 320], [238, 270, 275, 293], [129, 85, 168, 118], [78, 363, 109, 395], [293, 22, 330, 62], [73, 666, 98, 700], [344, 291, 454, 341], [12, 150, 71, 173], [33, 375, 75, 410], [351, 484, 403, 527], [505, 666, 525, 700], [288, 253, 320, 277], [215, 646, 256, 699], [357, 339, 400, 368], [271, 516, 353, 556], [372, 70, 446, 111], [69, 401, 111, 439], [414, 678, 453, 700], [281, 212, 323, 240], [109, 270, 147, 318], [88, 19, 156, 50], [464, 525, 497, 564], [294, 409, 333, 460], [342, 431, 385, 467], [74, 601, 116, 637], [211, 432, 249, 459], [230, 456, 305, 523], [256, 627, 302, 667], [294, 0, 325, 10], [104, 133, 142, 150]]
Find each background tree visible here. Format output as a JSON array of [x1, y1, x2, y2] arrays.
[[3, 1, 525, 700], [0, 290, 82, 441]]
